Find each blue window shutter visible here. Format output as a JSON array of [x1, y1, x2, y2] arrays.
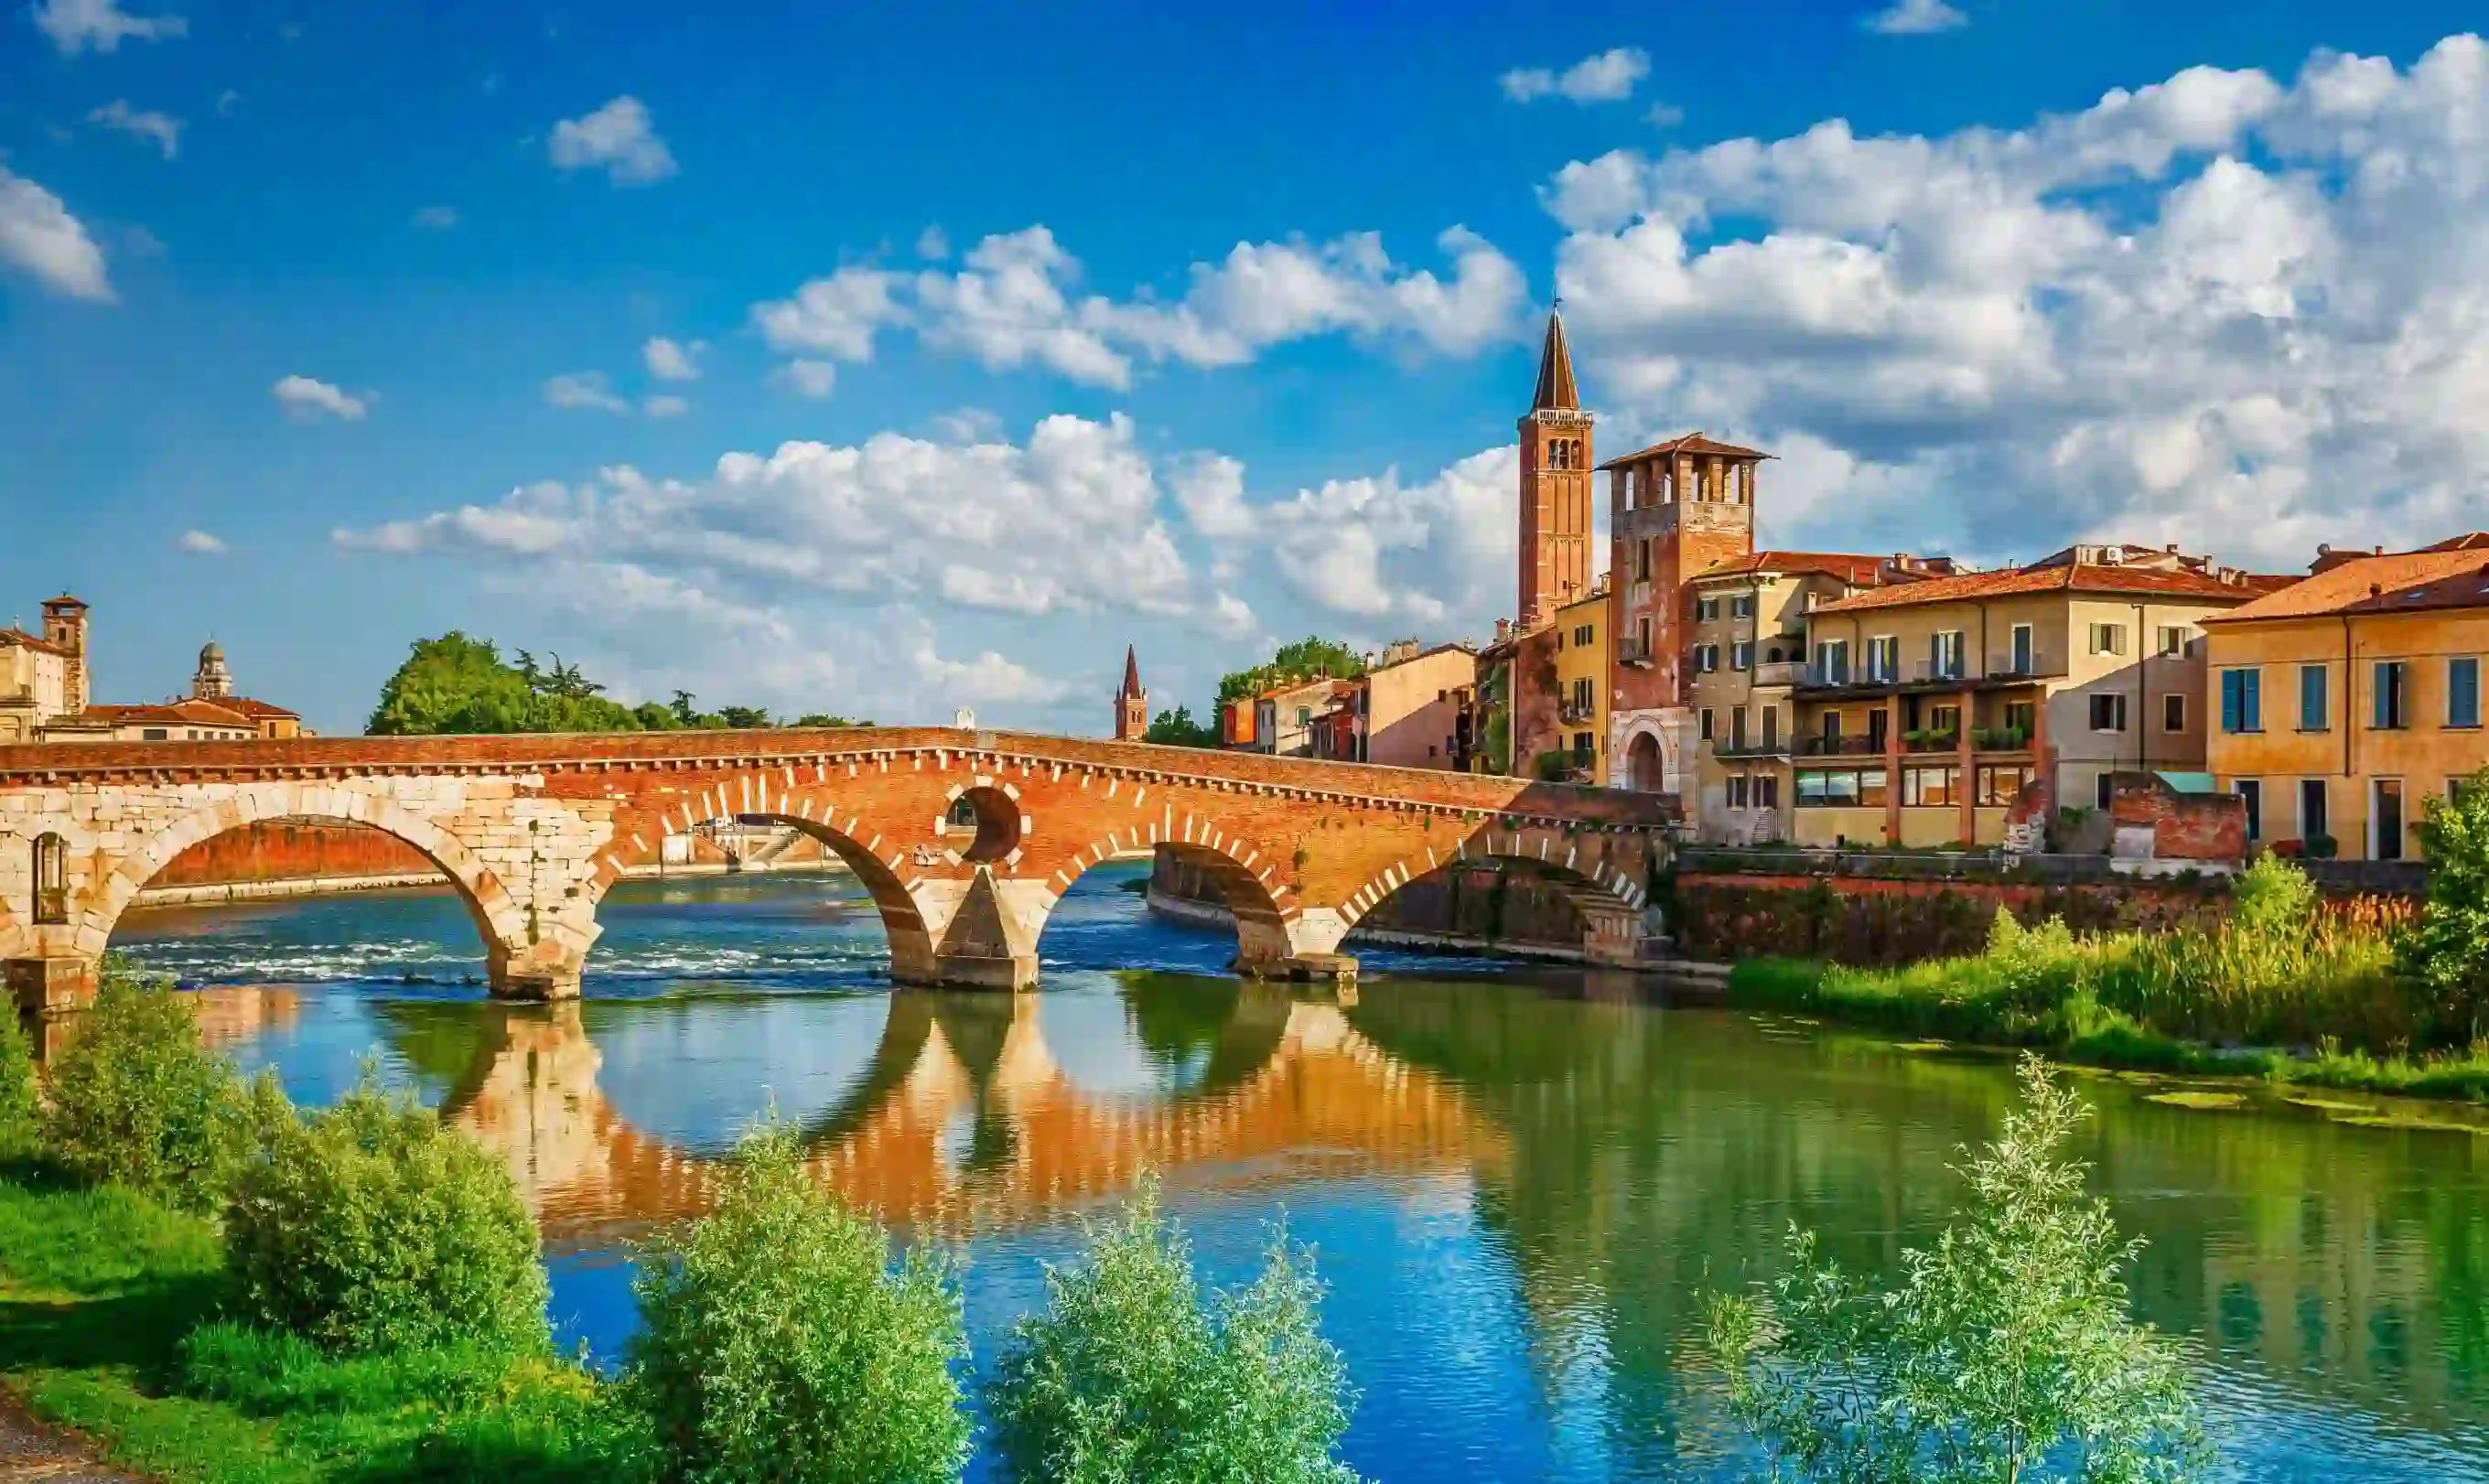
[[2221, 672, 2241, 734], [2244, 670, 2259, 732], [2454, 659, 2480, 727]]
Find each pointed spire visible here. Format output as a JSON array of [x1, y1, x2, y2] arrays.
[[1531, 307, 1579, 412], [1120, 645, 1143, 697]]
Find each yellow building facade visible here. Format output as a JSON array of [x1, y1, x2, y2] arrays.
[[1551, 583, 1610, 783], [1789, 546, 2271, 849], [2203, 541, 2489, 860]]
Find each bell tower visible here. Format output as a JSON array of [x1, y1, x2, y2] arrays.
[[1518, 308, 1593, 629], [40, 595, 88, 715], [1115, 646, 1148, 742]]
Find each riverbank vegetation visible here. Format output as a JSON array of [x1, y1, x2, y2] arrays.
[[1, 969, 1371, 1481], [1731, 784, 2489, 1102], [1707, 1055, 2209, 1482], [365, 633, 869, 736]]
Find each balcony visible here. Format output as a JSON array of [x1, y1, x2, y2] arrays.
[[1795, 653, 2068, 697], [1619, 640, 1656, 669], [1559, 701, 1597, 725], [1752, 660, 1806, 688], [1796, 735, 1884, 758], [1715, 738, 1789, 759]]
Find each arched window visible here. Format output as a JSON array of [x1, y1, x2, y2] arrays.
[[947, 795, 978, 831], [32, 833, 68, 925]]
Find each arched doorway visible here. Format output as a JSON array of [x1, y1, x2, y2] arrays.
[[1627, 731, 1665, 793]]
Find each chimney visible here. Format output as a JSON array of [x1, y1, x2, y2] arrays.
[[1493, 618, 1513, 643]]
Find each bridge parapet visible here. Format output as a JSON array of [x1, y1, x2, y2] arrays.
[[0, 729, 1676, 1005]]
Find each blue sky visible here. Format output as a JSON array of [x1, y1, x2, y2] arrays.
[[5, 0, 2488, 736]]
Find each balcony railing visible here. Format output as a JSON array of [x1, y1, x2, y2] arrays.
[[1796, 735, 1884, 757], [1801, 653, 2067, 690], [1559, 702, 1597, 725], [1752, 660, 1806, 687], [1619, 640, 1656, 669], [1715, 738, 1788, 758]]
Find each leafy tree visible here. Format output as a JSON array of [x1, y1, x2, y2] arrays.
[[716, 705, 773, 729], [225, 1074, 550, 1355], [0, 1003, 38, 1159], [366, 633, 647, 736], [1216, 637, 1367, 705], [1144, 704, 1219, 748], [671, 690, 701, 726], [1705, 1054, 2207, 1484], [793, 715, 873, 728], [990, 1178, 1362, 1484], [2397, 765, 2489, 1037], [41, 966, 246, 1212], [628, 1121, 969, 1484], [2231, 853, 2317, 942], [634, 700, 681, 732]]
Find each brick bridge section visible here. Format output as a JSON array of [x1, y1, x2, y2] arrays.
[[0, 727, 1676, 1008]]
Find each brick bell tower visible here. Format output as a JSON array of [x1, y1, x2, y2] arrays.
[[1518, 308, 1593, 630], [1114, 645, 1148, 741], [41, 595, 90, 715]]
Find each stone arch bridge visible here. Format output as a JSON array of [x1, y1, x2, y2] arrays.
[[0, 727, 1675, 1008]]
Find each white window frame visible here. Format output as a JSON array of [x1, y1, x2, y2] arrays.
[[1731, 640, 1754, 672]]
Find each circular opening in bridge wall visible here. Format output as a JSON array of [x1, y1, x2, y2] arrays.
[[945, 788, 1023, 863]]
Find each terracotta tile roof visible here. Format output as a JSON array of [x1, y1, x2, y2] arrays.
[[215, 696, 300, 720], [1692, 551, 1889, 586], [2205, 542, 2489, 622], [77, 701, 260, 729], [0, 628, 70, 657], [1813, 561, 2271, 616], [1596, 431, 1769, 469], [43, 594, 87, 609]]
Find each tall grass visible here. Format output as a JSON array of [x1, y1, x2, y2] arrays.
[[1727, 857, 2489, 1099]]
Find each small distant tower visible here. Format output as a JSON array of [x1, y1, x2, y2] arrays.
[[192, 640, 234, 700], [1115, 646, 1148, 741], [40, 595, 89, 715]]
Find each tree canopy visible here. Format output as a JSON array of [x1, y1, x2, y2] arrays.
[[1215, 637, 1367, 705], [364, 634, 871, 736]]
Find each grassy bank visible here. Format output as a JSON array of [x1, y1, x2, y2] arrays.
[[1728, 948, 2489, 1105], [0, 1167, 637, 1483]]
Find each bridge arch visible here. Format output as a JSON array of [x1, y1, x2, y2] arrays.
[[87, 785, 533, 973], [673, 812, 943, 984], [1334, 820, 1652, 966], [1047, 813, 1298, 972]]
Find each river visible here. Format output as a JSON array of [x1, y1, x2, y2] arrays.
[[111, 862, 2489, 1482]]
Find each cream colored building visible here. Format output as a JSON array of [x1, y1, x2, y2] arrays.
[[0, 596, 88, 744], [1362, 640, 1477, 769], [1550, 583, 1610, 783], [1791, 545, 2283, 848], [1682, 553, 1890, 844], [2, 602, 307, 746]]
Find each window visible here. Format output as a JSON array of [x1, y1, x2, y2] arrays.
[[2299, 664, 2327, 731], [1931, 629, 1965, 679], [1697, 644, 1720, 673], [1296, 706, 1312, 728], [1573, 623, 1595, 647], [1731, 640, 1754, 672], [1697, 597, 1722, 623], [2162, 694, 2186, 733], [1635, 541, 1652, 582], [1903, 766, 1961, 807], [2300, 779, 2328, 844], [1867, 635, 1899, 683], [1762, 705, 1780, 749], [2089, 622, 2128, 656], [1730, 708, 1750, 751], [1636, 616, 1653, 658], [1928, 704, 1961, 737], [1858, 768, 1891, 808], [1820, 711, 1843, 747], [1699, 708, 1715, 741], [1756, 775, 1780, 810], [1977, 764, 2036, 806], [2451, 657, 2481, 728], [32, 833, 68, 925], [2088, 694, 2128, 732], [2096, 774, 2116, 811], [1571, 677, 1594, 712], [2005, 700, 2035, 737], [2375, 779, 2406, 860], [2158, 625, 2189, 657], [1728, 774, 1751, 809], [1816, 639, 1852, 685], [1572, 731, 1594, 763], [141, 727, 168, 741], [2221, 669, 2263, 734], [2236, 780, 2263, 842], [2374, 661, 2408, 730], [2009, 623, 2035, 675], [1730, 593, 1756, 619]]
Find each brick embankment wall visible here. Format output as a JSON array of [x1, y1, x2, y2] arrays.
[[1149, 845, 1589, 959], [1672, 872, 2235, 967]]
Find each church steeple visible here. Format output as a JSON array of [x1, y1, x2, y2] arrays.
[[1114, 645, 1148, 742], [1531, 307, 1579, 413], [1517, 307, 1593, 629]]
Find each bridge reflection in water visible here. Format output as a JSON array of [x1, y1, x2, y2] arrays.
[[415, 982, 1508, 1250]]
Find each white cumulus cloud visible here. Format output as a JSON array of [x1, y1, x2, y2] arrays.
[[752, 265, 909, 361], [176, 529, 226, 555], [87, 101, 182, 159], [544, 372, 629, 414], [272, 375, 368, 421], [642, 336, 704, 382], [548, 96, 676, 186], [774, 360, 837, 399], [1863, 0, 1967, 35], [32, 0, 184, 55], [1502, 48, 1650, 104], [0, 167, 112, 301]]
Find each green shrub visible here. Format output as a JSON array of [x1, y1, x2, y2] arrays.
[[990, 1178, 1362, 1484], [40, 968, 242, 1212], [0, 1005, 38, 1160], [626, 1121, 967, 1484], [1706, 1055, 2208, 1482], [2397, 766, 2489, 1038], [225, 1076, 549, 1355]]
